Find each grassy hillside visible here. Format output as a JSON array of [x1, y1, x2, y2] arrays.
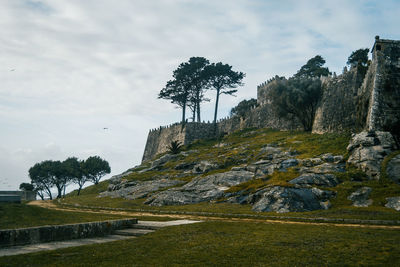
[[62, 128, 400, 221]]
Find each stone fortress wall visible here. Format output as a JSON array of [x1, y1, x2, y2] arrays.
[[142, 37, 400, 162]]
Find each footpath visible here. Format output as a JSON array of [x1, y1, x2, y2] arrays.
[[0, 220, 201, 257]]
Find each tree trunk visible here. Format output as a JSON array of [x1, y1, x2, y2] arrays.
[[56, 185, 62, 199], [192, 102, 196, 122], [77, 185, 82, 196], [213, 89, 221, 124], [196, 91, 201, 122], [181, 101, 186, 125]]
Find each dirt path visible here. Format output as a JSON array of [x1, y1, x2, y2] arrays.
[[28, 200, 400, 230]]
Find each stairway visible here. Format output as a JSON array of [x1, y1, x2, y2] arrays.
[[114, 220, 201, 237]]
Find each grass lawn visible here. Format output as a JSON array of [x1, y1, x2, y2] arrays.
[[0, 203, 135, 229], [1, 221, 399, 266]]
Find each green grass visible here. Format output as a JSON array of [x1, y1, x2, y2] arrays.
[[63, 128, 400, 222], [1, 221, 399, 266], [0, 203, 132, 229]]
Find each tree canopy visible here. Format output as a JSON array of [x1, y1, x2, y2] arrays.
[[268, 55, 327, 131], [204, 62, 245, 124], [230, 98, 258, 118], [294, 55, 330, 78], [82, 156, 111, 185], [347, 48, 369, 67], [159, 57, 245, 124], [27, 155, 110, 199]]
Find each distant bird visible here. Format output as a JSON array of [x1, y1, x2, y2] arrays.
[[10, 69, 15, 71], [103, 127, 108, 130]]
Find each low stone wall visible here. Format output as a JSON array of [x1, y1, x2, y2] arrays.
[[0, 218, 137, 248]]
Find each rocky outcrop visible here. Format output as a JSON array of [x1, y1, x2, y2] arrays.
[[289, 173, 339, 187], [347, 187, 373, 207], [144, 170, 254, 206], [347, 131, 397, 179], [387, 154, 400, 184], [249, 186, 334, 213], [100, 179, 183, 200], [385, 197, 400, 211]]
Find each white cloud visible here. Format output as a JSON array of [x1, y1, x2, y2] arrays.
[[0, 0, 399, 190]]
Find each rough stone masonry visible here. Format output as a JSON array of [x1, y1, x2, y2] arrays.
[[142, 36, 400, 162]]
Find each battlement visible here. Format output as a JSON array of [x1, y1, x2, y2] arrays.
[[142, 37, 400, 161]]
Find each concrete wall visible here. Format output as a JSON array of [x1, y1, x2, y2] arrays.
[[0, 218, 137, 248]]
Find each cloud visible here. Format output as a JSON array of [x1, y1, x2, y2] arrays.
[[0, 0, 399, 191]]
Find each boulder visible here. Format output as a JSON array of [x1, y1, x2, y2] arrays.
[[321, 153, 335, 163], [145, 170, 254, 206], [174, 162, 196, 170], [192, 161, 219, 174], [151, 154, 178, 169], [250, 186, 335, 213], [100, 179, 183, 199], [347, 131, 397, 179], [280, 158, 298, 170], [300, 163, 345, 174], [289, 173, 339, 187], [385, 197, 400, 211], [387, 154, 400, 184], [108, 170, 134, 185], [301, 158, 323, 167], [347, 187, 373, 207]]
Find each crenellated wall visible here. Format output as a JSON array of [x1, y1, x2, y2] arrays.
[[142, 37, 400, 161], [312, 66, 366, 133]]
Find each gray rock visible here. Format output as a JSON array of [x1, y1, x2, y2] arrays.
[[192, 161, 219, 174], [387, 154, 400, 184], [300, 163, 345, 174], [250, 186, 335, 213], [321, 153, 335, 163], [289, 173, 339, 187], [347, 131, 397, 179], [108, 170, 134, 185], [280, 158, 298, 170], [174, 162, 196, 170], [100, 179, 183, 199], [301, 158, 323, 167], [347, 187, 373, 207], [385, 197, 400, 211], [151, 154, 178, 169], [145, 170, 254, 206]]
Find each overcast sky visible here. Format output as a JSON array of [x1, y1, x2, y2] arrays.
[[1, 0, 399, 192]]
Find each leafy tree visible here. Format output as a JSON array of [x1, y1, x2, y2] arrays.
[[62, 157, 83, 196], [82, 156, 111, 185], [185, 57, 210, 122], [159, 57, 210, 124], [294, 55, 330, 78], [19, 182, 34, 191], [268, 77, 322, 131], [29, 162, 54, 200], [159, 65, 193, 124], [230, 98, 258, 118], [204, 62, 245, 124], [347, 48, 369, 67], [167, 140, 183, 154]]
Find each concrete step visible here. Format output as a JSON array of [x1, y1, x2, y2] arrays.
[[114, 228, 154, 237]]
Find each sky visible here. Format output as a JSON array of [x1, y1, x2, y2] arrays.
[[1, 0, 399, 192]]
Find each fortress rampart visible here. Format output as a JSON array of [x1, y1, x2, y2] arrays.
[[142, 37, 400, 162]]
